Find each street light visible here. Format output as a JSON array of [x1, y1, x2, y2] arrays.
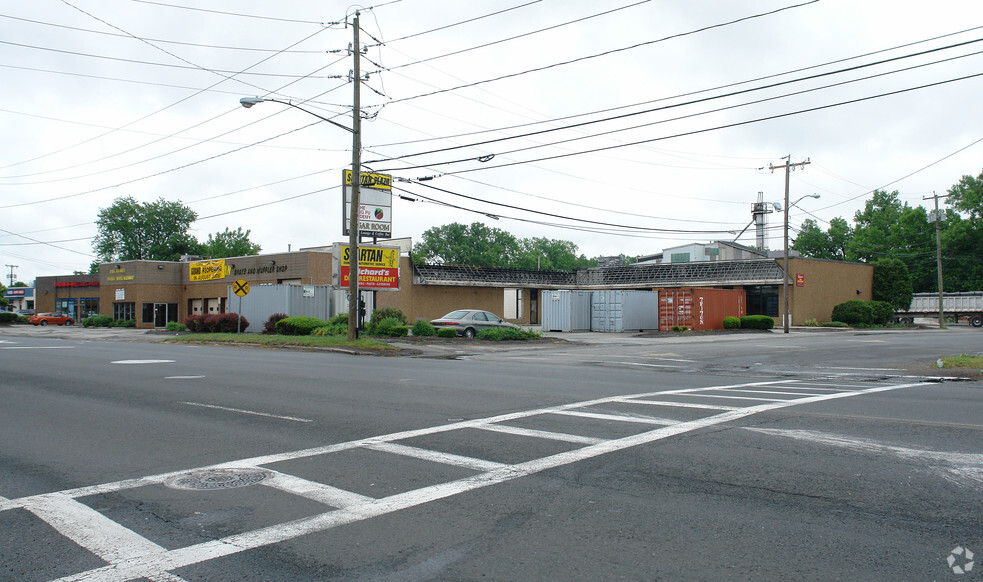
[[239, 94, 363, 340], [782, 193, 820, 334]]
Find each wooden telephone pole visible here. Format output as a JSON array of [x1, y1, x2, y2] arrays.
[[768, 156, 810, 334], [923, 191, 951, 329]]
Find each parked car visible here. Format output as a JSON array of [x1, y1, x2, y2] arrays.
[[430, 309, 520, 338], [28, 312, 74, 326], [15, 309, 35, 316]]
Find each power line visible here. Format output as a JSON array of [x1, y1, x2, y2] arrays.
[[366, 0, 543, 46], [130, 0, 338, 25], [374, 0, 652, 72], [366, 24, 983, 150], [0, 13, 330, 53], [376, 0, 819, 107], [366, 38, 983, 168], [379, 72, 983, 177]]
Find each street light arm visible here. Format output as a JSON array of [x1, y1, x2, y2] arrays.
[[239, 97, 354, 134]]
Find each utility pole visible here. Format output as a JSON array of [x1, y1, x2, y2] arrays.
[[4, 264, 17, 286], [347, 11, 362, 341], [768, 156, 810, 334], [924, 191, 950, 329]]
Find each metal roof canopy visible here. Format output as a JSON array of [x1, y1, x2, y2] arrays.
[[413, 260, 786, 289]]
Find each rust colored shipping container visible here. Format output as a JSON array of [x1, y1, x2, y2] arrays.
[[658, 288, 746, 331]]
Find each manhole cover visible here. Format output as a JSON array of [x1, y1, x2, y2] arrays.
[[165, 468, 272, 490]]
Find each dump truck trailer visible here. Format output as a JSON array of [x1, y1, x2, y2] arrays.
[[894, 292, 983, 327]]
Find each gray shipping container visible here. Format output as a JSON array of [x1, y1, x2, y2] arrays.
[[591, 290, 660, 332], [227, 283, 333, 333], [541, 290, 592, 332]]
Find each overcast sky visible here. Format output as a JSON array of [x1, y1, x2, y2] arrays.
[[3, 0, 982, 282]]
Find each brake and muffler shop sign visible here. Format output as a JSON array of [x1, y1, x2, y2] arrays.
[[334, 244, 400, 290]]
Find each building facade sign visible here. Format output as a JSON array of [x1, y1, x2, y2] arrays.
[[335, 244, 400, 290], [189, 259, 227, 282]]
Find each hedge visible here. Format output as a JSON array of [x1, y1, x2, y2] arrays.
[[276, 316, 329, 336], [740, 315, 775, 330]]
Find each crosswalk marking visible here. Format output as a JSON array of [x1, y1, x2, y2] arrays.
[[3, 379, 928, 582]]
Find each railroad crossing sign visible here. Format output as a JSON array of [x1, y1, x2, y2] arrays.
[[232, 279, 250, 297]]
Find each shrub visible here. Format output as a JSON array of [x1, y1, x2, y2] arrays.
[[0, 312, 18, 323], [822, 321, 849, 327], [166, 321, 187, 332], [831, 300, 874, 325], [722, 316, 741, 329], [311, 324, 348, 336], [367, 307, 407, 334], [83, 315, 114, 327], [670, 325, 688, 332], [276, 316, 330, 336], [740, 315, 775, 330], [113, 319, 136, 328], [476, 327, 541, 341], [263, 313, 288, 335], [370, 317, 408, 337], [411, 318, 436, 337], [184, 314, 206, 332], [804, 318, 820, 327], [869, 300, 895, 325], [436, 328, 458, 338]]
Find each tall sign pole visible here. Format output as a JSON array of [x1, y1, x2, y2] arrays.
[[347, 12, 362, 340], [769, 156, 810, 334]]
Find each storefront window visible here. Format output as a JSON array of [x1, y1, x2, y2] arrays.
[[113, 302, 135, 321], [142, 303, 155, 324]]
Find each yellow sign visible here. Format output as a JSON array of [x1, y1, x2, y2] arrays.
[[340, 245, 399, 268], [189, 259, 227, 282], [232, 279, 250, 297], [343, 170, 392, 190]]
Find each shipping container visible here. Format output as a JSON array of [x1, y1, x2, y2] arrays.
[[591, 290, 660, 332], [540, 290, 593, 332], [228, 283, 334, 332], [658, 288, 746, 331]]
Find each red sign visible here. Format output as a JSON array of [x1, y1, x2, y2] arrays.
[[795, 273, 805, 287], [341, 266, 399, 289], [54, 281, 99, 288]]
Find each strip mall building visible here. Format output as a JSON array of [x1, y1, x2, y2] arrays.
[[34, 240, 872, 330]]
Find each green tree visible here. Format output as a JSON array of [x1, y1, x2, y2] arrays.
[[202, 227, 261, 258], [412, 222, 521, 266], [515, 237, 595, 270], [871, 257, 913, 310], [948, 171, 983, 223], [792, 217, 852, 260], [11, 281, 27, 287], [93, 196, 201, 262]]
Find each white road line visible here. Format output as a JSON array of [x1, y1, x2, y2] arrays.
[[22, 493, 167, 563], [52, 381, 929, 582], [260, 471, 375, 508], [478, 423, 606, 445], [552, 410, 677, 425], [679, 394, 785, 402], [112, 360, 174, 364], [2, 346, 74, 349], [616, 362, 685, 369], [724, 388, 826, 397], [815, 366, 902, 371], [367, 442, 507, 472], [630, 400, 739, 411], [181, 402, 313, 423], [165, 376, 205, 380], [744, 427, 983, 490]]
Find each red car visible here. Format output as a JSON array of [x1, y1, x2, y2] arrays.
[[29, 312, 74, 326]]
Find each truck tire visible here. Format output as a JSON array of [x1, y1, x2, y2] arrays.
[[971, 315, 983, 328]]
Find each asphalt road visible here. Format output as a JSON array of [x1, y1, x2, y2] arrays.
[[1, 327, 981, 581]]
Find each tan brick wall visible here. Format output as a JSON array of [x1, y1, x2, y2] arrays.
[[787, 258, 873, 324], [375, 258, 533, 324]]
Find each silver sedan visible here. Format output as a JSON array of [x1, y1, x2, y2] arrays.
[[430, 309, 520, 338]]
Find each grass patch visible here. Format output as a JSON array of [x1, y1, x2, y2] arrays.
[[164, 333, 396, 351], [937, 354, 983, 369]]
